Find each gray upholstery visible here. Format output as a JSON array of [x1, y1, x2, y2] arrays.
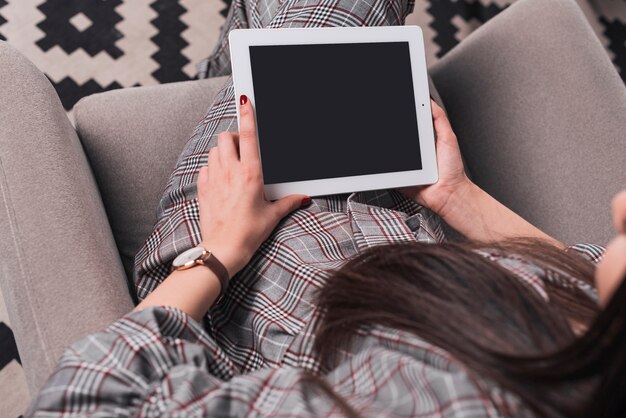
[[429, 0, 626, 245], [0, 0, 625, 396], [74, 76, 229, 282], [0, 41, 134, 395]]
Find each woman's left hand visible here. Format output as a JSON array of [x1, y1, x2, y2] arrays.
[[198, 95, 310, 277], [399, 100, 470, 217]]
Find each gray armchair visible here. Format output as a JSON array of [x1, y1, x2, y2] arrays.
[[1, 0, 625, 397]]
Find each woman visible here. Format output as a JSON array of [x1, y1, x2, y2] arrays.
[[27, 0, 625, 416]]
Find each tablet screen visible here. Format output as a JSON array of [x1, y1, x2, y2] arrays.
[[250, 42, 422, 185]]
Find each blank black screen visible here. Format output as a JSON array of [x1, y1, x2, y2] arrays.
[[249, 42, 422, 184]]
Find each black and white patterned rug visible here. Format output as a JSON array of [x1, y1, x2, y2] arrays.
[[0, 0, 231, 110], [407, 0, 625, 83], [1, 0, 624, 415]]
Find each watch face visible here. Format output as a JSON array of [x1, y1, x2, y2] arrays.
[[173, 246, 206, 268]]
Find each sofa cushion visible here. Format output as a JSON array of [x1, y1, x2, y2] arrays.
[[74, 77, 230, 285]]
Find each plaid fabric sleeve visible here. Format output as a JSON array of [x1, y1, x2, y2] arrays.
[[26, 307, 236, 417], [26, 306, 509, 417], [476, 243, 606, 303], [567, 243, 605, 264]]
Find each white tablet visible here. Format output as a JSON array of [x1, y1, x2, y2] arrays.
[[229, 26, 437, 200]]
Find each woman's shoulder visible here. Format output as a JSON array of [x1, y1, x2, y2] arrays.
[[474, 242, 605, 302], [318, 325, 534, 417]]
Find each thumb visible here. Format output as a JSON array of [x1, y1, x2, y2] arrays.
[[273, 195, 311, 218]]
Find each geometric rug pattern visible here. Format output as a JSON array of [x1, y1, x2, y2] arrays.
[[405, 0, 626, 83], [0, 0, 230, 109], [1, 0, 625, 416]]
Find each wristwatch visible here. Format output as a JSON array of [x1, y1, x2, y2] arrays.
[[171, 246, 229, 299]]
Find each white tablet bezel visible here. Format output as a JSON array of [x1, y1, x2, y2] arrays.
[[229, 26, 437, 200]]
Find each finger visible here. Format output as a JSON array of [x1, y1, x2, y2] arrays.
[[197, 165, 209, 193], [208, 146, 220, 171], [238, 94, 261, 164], [431, 99, 445, 118], [612, 189, 626, 234], [217, 131, 240, 163], [431, 99, 455, 140], [272, 195, 311, 219], [397, 185, 423, 197], [198, 165, 209, 183]]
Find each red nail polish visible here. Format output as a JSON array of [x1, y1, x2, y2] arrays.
[[301, 197, 312, 207], [240, 94, 248, 106]]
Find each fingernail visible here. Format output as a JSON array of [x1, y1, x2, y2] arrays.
[[240, 94, 248, 106], [301, 197, 312, 207]]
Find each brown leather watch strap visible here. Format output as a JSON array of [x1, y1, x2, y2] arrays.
[[200, 250, 230, 300]]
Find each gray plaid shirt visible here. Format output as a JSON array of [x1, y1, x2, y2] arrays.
[[26, 186, 603, 417], [27, 0, 605, 416]]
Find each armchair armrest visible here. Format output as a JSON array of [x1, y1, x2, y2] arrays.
[[74, 76, 230, 283], [0, 41, 134, 395], [429, 0, 626, 245]]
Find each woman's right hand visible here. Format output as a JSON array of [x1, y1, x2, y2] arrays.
[[198, 95, 309, 277], [399, 100, 472, 217]]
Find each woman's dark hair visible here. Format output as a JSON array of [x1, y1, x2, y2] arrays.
[[313, 239, 625, 417]]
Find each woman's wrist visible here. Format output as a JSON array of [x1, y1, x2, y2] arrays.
[[434, 179, 482, 228], [434, 179, 564, 246], [200, 240, 249, 278], [135, 264, 223, 322], [422, 177, 476, 218]]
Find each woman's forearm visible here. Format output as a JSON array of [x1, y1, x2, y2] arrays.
[[439, 180, 565, 248], [135, 266, 222, 322]]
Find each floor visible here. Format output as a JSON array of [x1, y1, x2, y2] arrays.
[[1, 0, 624, 416], [0, 286, 29, 418]]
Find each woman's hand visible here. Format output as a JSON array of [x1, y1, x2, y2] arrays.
[[399, 100, 471, 217], [198, 95, 310, 277], [401, 100, 562, 246]]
